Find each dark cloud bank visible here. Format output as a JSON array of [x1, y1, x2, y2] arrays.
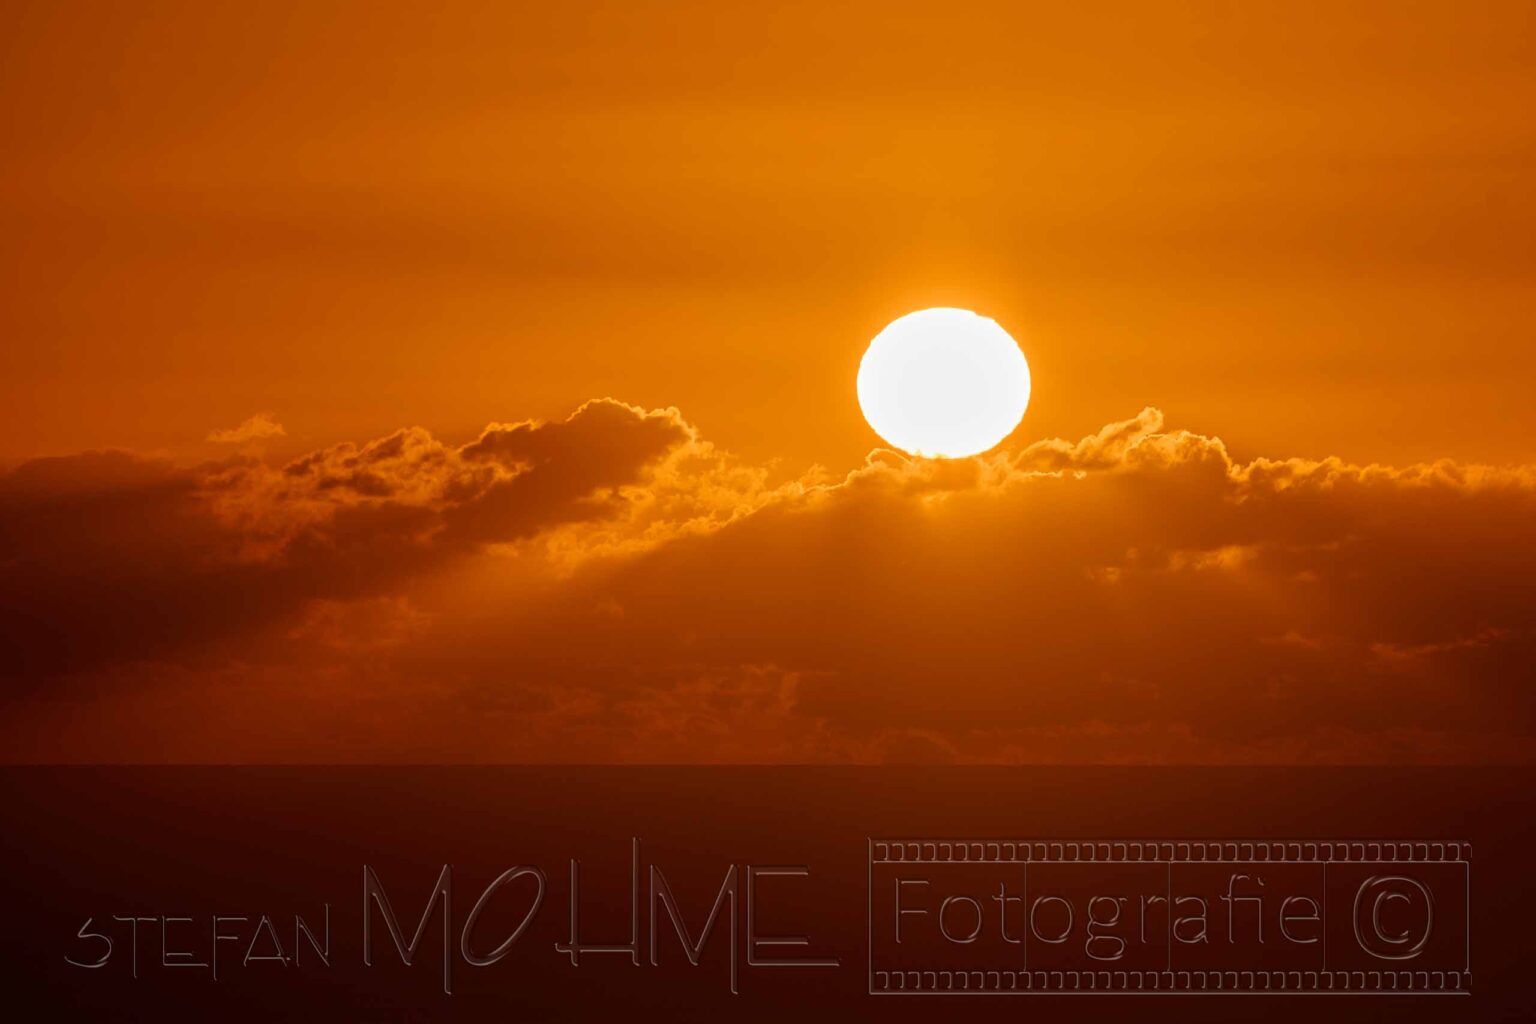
[[2, 401, 1532, 763]]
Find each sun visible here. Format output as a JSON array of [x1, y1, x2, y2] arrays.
[[856, 308, 1032, 458]]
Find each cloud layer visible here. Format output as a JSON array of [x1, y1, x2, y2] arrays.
[[2, 403, 1532, 763]]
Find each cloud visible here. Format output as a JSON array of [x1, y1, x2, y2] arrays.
[[2, 402, 1533, 764], [0, 399, 743, 689], [207, 412, 286, 444]]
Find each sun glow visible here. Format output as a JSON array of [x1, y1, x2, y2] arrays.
[[856, 308, 1031, 458]]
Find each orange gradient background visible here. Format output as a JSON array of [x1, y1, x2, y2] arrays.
[[1, 1, 1534, 763]]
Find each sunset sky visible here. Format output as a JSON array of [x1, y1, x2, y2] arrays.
[[2, 1, 1534, 762]]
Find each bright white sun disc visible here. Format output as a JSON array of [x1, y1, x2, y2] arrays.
[[857, 308, 1031, 458]]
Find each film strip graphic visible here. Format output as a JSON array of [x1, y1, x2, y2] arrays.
[[867, 839, 1470, 996]]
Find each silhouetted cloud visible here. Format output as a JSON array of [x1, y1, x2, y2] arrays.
[[2, 403, 1533, 763], [0, 399, 719, 688]]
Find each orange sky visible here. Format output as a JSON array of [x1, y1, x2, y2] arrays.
[[3, 1, 1535, 471], [2, 2, 1534, 764]]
